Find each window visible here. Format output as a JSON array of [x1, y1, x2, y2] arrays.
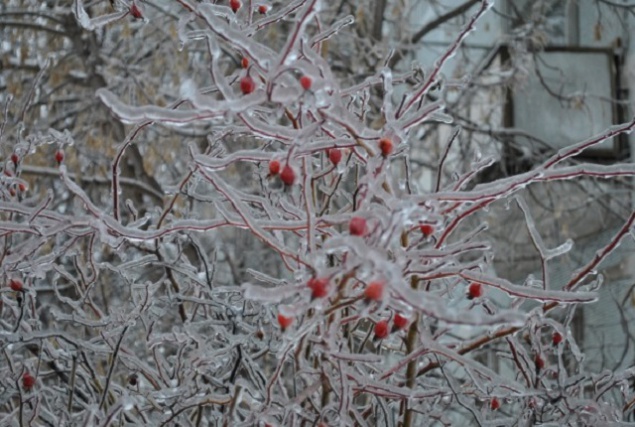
[[506, 46, 628, 160]]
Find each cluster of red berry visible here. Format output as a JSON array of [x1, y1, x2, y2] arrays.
[[267, 160, 295, 186], [239, 51, 395, 188], [275, 216, 435, 337], [4, 154, 27, 197], [229, 0, 270, 14], [278, 306, 410, 339], [239, 70, 312, 96], [373, 312, 410, 340], [3, 150, 64, 198]]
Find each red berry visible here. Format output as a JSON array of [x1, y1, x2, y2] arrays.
[[9, 188, 16, 197], [393, 313, 409, 331], [269, 159, 281, 176], [18, 183, 26, 192], [535, 354, 545, 371], [277, 313, 293, 331], [4, 169, 12, 177], [327, 148, 342, 166], [55, 150, 64, 164], [130, 3, 142, 19], [22, 372, 35, 390], [11, 153, 19, 165], [490, 397, 500, 411], [9, 279, 23, 292], [420, 224, 434, 238], [258, 4, 269, 14], [349, 216, 367, 237], [307, 277, 329, 299], [230, 0, 241, 13], [240, 76, 255, 95], [379, 138, 393, 157], [552, 331, 563, 346], [467, 282, 482, 300], [374, 320, 389, 340], [241, 57, 249, 69], [299, 75, 312, 91], [363, 281, 384, 302], [280, 164, 295, 186]]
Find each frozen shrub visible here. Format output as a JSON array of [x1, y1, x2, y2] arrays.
[[1, 0, 635, 425]]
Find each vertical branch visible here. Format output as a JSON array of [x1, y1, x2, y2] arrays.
[[99, 326, 128, 411], [111, 124, 151, 222], [396, 0, 491, 118], [402, 228, 420, 427], [19, 58, 50, 122], [435, 127, 460, 192], [67, 355, 77, 413], [371, 0, 387, 41]]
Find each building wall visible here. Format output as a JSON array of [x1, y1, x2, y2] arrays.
[[407, 0, 635, 376]]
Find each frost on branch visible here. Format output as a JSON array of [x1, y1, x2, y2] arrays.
[[73, 0, 128, 30]]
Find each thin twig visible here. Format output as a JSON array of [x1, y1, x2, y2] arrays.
[[99, 326, 129, 411]]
